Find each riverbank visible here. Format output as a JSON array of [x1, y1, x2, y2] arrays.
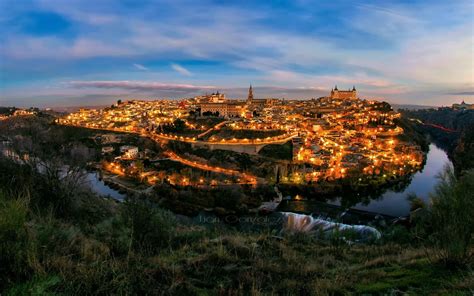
[[84, 144, 447, 221], [1, 149, 473, 295], [2, 188, 472, 295], [280, 144, 451, 217]]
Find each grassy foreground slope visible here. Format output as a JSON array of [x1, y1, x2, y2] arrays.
[[1, 198, 472, 295], [0, 114, 472, 295], [1, 156, 473, 295]]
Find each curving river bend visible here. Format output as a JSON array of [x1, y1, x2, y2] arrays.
[[87, 143, 451, 217], [328, 143, 451, 217]]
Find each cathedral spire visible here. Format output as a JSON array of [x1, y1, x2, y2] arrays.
[[247, 84, 254, 103]]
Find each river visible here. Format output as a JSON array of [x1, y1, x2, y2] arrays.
[[85, 171, 126, 201], [86, 144, 451, 217], [292, 144, 452, 217], [341, 143, 452, 217]]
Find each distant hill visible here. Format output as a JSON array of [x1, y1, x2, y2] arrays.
[[0, 107, 17, 116], [49, 105, 110, 112], [391, 104, 437, 111], [0, 105, 110, 114]]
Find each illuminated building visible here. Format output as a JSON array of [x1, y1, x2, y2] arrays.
[[330, 85, 357, 100], [247, 84, 254, 104], [199, 91, 248, 118]]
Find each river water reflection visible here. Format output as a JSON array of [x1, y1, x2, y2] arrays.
[[329, 144, 451, 217], [86, 144, 451, 217], [86, 172, 125, 201]]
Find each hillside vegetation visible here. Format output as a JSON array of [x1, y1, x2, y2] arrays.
[[0, 113, 473, 295], [1, 154, 473, 294], [400, 108, 474, 174]]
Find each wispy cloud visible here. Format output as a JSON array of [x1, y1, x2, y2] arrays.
[[355, 3, 419, 24], [171, 63, 192, 76], [69, 80, 214, 92], [446, 91, 474, 96], [133, 63, 149, 71]]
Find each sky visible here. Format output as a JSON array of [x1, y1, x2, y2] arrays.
[[0, 0, 473, 108]]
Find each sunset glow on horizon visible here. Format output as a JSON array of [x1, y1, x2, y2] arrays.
[[0, 0, 473, 108]]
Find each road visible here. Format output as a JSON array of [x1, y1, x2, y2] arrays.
[[57, 121, 297, 146], [164, 151, 257, 185], [196, 120, 230, 139], [56, 121, 283, 185]]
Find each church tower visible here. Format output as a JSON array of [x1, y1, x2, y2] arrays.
[[247, 84, 254, 104]]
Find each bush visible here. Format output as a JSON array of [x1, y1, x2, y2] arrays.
[[0, 192, 30, 290], [94, 216, 132, 256], [415, 167, 474, 267], [258, 141, 293, 160], [122, 197, 177, 253], [408, 192, 425, 212], [213, 187, 243, 210]]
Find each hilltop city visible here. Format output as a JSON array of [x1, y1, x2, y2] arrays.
[[1, 0, 473, 294], [51, 86, 427, 188]]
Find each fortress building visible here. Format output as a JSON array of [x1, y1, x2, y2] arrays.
[[199, 91, 247, 118], [194, 91, 226, 104], [200, 101, 246, 118], [330, 85, 357, 100]]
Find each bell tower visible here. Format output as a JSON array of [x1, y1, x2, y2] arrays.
[[247, 84, 254, 104]]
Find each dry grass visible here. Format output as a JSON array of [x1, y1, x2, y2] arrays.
[[1, 186, 472, 295]]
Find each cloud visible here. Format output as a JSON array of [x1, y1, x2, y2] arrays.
[[133, 63, 148, 71], [171, 63, 192, 76], [69, 80, 215, 92], [356, 3, 416, 21], [264, 70, 396, 90], [1, 0, 473, 106], [446, 91, 474, 96], [66, 82, 329, 99], [1, 36, 133, 59]]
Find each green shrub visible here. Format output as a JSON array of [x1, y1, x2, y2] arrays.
[[6, 275, 60, 296], [382, 225, 414, 245], [122, 197, 177, 253], [29, 216, 82, 258], [94, 216, 132, 256], [408, 192, 426, 211], [0, 192, 30, 290], [415, 167, 474, 267]]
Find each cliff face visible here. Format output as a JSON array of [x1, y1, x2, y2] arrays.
[[454, 128, 474, 174], [400, 109, 474, 174]]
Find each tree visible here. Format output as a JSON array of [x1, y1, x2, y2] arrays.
[[173, 118, 185, 132], [414, 166, 474, 267]]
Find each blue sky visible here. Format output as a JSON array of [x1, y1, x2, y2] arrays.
[[0, 0, 473, 107]]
